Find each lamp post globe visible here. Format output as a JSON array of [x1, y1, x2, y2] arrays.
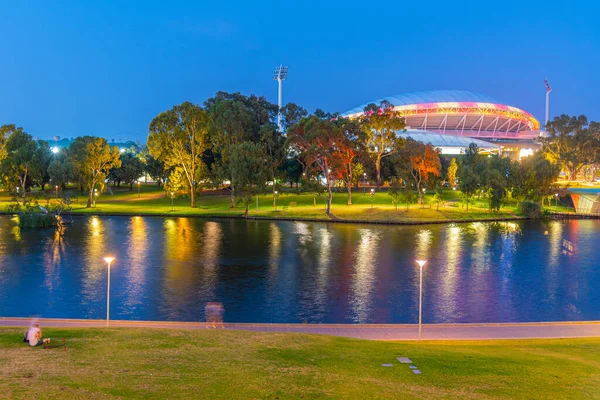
[[103, 257, 116, 327]]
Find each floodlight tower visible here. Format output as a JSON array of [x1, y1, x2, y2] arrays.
[[273, 65, 288, 132], [544, 78, 552, 127]]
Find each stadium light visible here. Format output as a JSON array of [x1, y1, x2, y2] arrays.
[[273, 65, 289, 132]]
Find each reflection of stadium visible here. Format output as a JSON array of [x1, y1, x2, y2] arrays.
[[342, 90, 543, 156]]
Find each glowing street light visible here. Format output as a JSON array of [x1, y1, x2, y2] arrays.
[[51, 146, 60, 154], [93, 188, 98, 208], [137, 181, 141, 198], [55, 185, 59, 199], [370, 188, 375, 208], [555, 193, 559, 211], [170, 192, 175, 211], [273, 190, 278, 210], [103, 257, 115, 327], [415, 259, 427, 341]]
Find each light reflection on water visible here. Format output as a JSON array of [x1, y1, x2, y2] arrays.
[[1, 215, 600, 324]]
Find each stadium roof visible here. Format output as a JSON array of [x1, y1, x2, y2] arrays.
[[343, 90, 500, 115], [399, 129, 500, 153]]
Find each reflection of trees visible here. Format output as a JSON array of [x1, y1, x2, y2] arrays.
[[162, 218, 222, 320], [81, 216, 106, 307], [121, 217, 149, 313], [349, 229, 379, 323], [42, 228, 66, 293]]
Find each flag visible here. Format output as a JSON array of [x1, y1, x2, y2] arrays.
[[544, 79, 552, 93]]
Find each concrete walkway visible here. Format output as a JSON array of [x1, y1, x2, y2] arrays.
[[2, 318, 600, 340]]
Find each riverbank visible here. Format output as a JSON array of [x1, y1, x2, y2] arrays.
[[2, 186, 579, 226], [1, 327, 598, 399]]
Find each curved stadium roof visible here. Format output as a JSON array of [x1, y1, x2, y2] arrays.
[[342, 89, 540, 136], [399, 130, 500, 150], [343, 90, 499, 115]]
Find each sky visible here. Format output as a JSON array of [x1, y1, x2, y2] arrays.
[[1, 0, 599, 142]]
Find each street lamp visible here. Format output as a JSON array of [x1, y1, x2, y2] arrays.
[[55, 185, 59, 199], [274, 190, 278, 210], [103, 257, 115, 327], [170, 192, 174, 211], [370, 188, 375, 208], [363, 173, 367, 194], [137, 181, 141, 198], [415, 259, 427, 341], [555, 193, 559, 211], [93, 189, 98, 208]]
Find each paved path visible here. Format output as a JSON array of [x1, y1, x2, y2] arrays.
[[2, 318, 600, 340]]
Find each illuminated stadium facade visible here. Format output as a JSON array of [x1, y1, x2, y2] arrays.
[[342, 90, 543, 155]]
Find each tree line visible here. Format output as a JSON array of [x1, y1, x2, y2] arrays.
[[1, 91, 596, 215]]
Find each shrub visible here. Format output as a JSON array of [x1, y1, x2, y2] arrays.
[[519, 201, 541, 218]]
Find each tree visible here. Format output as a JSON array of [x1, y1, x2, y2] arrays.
[[207, 94, 277, 208], [335, 118, 365, 205], [388, 178, 402, 210], [287, 116, 347, 215], [141, 149, 169, 187], [31, 141, 53, 190], [392, 138, 441, 204], [281, 157, 303, 188], [229, 142, 269, 216], [0, 124, 16, 165], [447, 158, 458, 187], [47, 154, 73, 190], [459, 166, 480, 212], [148, 102, 210, 208], [358, 100, 406, 189], [70, 137, 121, 207], [109, 152, 144, 190], [541, 115, 600, 180], [0, 127, 37, 199]]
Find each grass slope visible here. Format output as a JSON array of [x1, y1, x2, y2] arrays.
[[1, 328, 599, 399]]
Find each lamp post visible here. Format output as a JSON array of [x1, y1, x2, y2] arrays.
[[555, 193, 559, 212], [370, 188, 375, 208], [415, 259, 427, 341], [103, 257, 115, 327], [170, 192, 174, 211], [55, 185, 59, 199], [274, 191, 279, 210], [93, 189, 98, 208], [363, 173, 367, 194], [137, 181, 141, 198]]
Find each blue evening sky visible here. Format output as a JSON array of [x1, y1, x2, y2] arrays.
[[1, 1, 598, 142]]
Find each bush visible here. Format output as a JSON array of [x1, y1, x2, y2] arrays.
[[519, 201, 541, 218]]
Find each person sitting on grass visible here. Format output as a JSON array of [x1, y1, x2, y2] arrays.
[[25, 323, 50, 347]]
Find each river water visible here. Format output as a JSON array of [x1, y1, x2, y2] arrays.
[[0, 215, 598, 323]]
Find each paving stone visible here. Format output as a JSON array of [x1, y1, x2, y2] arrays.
[[397, 357, 412, 363], [381, 364, 393, 367], [409, 365, 417, 369], [412, 370, 422, 374]]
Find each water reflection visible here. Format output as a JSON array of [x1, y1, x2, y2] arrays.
[[349, 228, 380, 323], [1, 216, 600, 324]]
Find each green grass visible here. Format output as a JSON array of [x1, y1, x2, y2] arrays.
[[0, 328, 598, 399], [0, 184, 575, 223]]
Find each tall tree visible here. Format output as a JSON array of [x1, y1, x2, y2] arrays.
[[541, 115, 600, 180], [0, 124, 16, 165], [335, 118, 365, 205], [31, 140, 53, 190], [287, 116, 347, 215], [0, 127, 37, 198], [148, 102, 210, 208], [229, 142, 269, 216], [70, 137, 121, 207], [458, 143, 483, 212], [358, 100, 406, 189], [392, 138, 441, 204]]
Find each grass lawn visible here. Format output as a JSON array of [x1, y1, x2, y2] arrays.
[[0, 184, 575, 223], [0, 328, 598, 399]]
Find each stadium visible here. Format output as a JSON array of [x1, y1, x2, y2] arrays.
[[342, 90, 543, 156]]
